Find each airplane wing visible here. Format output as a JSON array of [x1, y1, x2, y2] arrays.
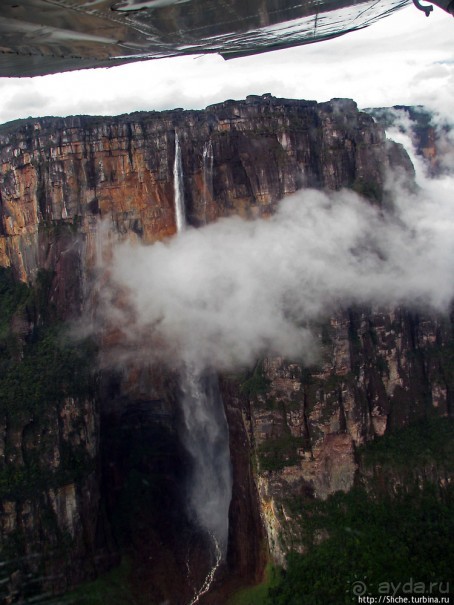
[[0, 0, 451, 77]]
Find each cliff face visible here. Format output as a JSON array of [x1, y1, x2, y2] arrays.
[[0, 95, 410, 283], [228, 307, 453, 564], [0, 96, 450, 603], [0, 267, 116, 604]]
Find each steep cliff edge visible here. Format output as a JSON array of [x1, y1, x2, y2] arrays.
[[0, 96, 451, 604], [0, 95, 411, 282], [226, 307, 453, 566], [0, 267, 115, 603]]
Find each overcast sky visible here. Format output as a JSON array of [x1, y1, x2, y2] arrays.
[[0, 4, 452, 125]]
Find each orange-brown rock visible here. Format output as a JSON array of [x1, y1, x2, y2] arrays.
[[0, 96, 410, 286]]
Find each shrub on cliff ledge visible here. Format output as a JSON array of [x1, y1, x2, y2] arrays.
[[257, 434, 304, 472]]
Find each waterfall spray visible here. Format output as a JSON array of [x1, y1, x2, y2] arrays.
[[174, 131, 186, 233], [202, 140, 214, 225], [172, 149, 232, 602], [179, 368, 232, 554], [180, 368, 231, 604]]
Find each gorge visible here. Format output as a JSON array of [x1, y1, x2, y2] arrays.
[[0, 96, 452, 604]]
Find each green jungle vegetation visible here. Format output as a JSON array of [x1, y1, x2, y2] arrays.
[[228, 564, 279, 605], [0, 266, 95, 424], [268, 482, 453, 605], [257, 434, 305, 472], [0, 267, 97, 590], [228, 417, 454, 605], [0, 267, 96, 420], [59, 558, 144, 605]]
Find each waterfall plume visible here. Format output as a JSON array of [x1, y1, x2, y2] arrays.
[[174, 131, 186, 233], [179, 367, 232, 555], [171, 143, 232, 601], [202, 140, 214, 225]]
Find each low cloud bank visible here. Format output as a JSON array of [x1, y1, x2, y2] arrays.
[[97, 163, 454, 372]]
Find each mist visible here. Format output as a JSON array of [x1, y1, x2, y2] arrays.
[[178, 368, 232, 550], [98, 169, 453, 373]]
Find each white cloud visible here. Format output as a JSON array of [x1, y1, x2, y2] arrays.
[[94, 163, 454, 373]]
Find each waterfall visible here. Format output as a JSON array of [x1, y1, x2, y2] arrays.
[[187, 536, 222, 605], [173, 135, 231, 603], [174, 132, 186, 233], [180, 367, 232, 554], [179, 366, 232, 604], [61, 197, 69, 220], [202, 140, 213, 225]]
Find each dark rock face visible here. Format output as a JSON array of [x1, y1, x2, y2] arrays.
[[236, 307, 453, 562], [0, 96, 450, 602], [0, 269, 116, 604]]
